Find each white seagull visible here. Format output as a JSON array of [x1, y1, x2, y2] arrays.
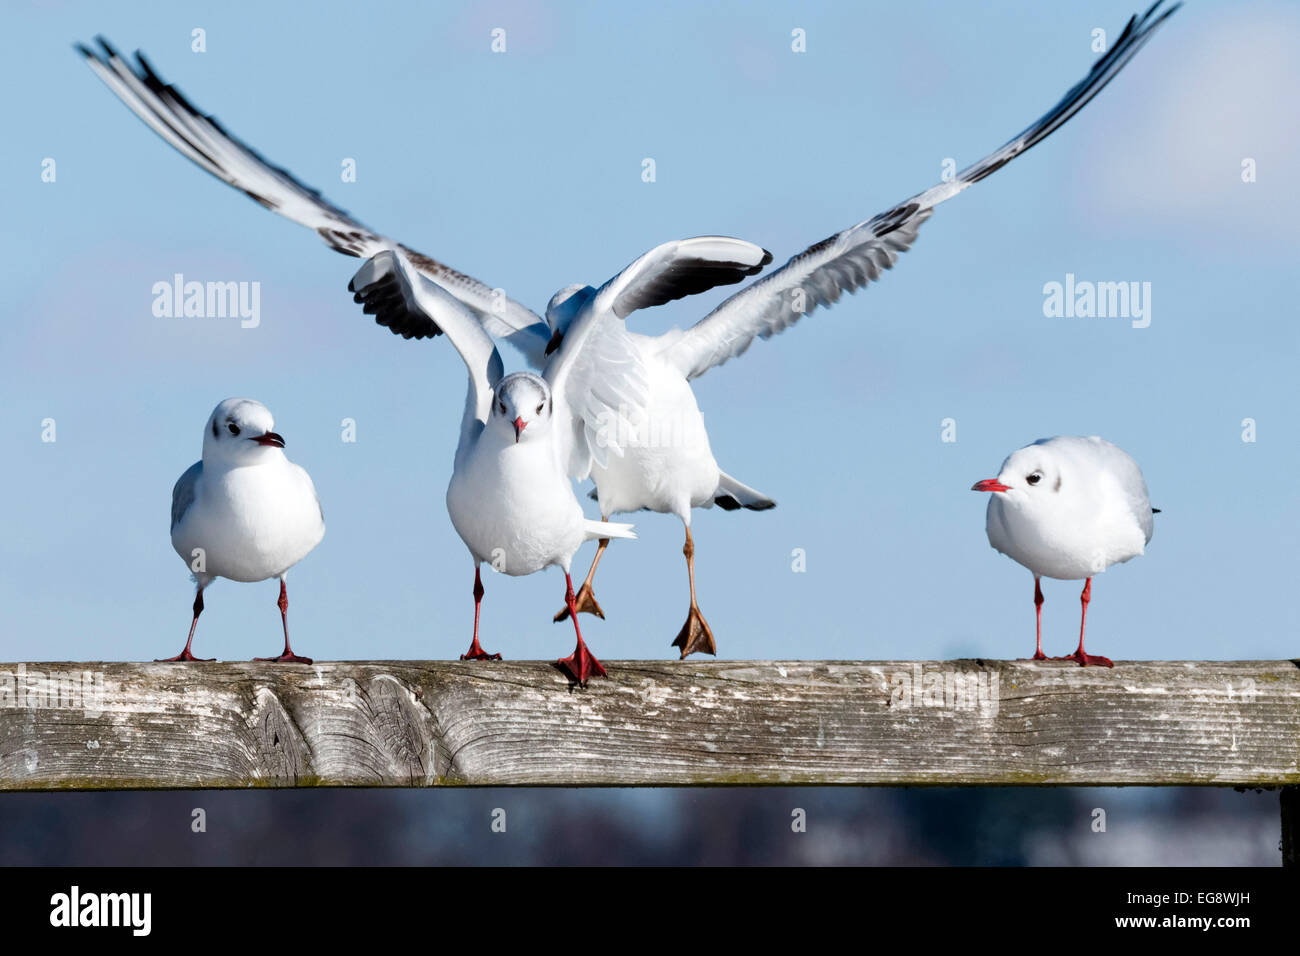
[[972, 436, 1158, 667], [78, 0, 1179, 658], [347, 241, 772, 683], [167, 399, 325, 663], [75, 35, 775, 660], [546, 0, 1180, 655]]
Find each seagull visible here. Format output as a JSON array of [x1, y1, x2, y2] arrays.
[[971, 436, 1158, 667], [74, 35, 775, 660], [346, 241, 776, 683], [540, 240, 776, 659], [78, 0, 1180, 658], [166, 399, 325, 664], [548, 0, 1181, 656]]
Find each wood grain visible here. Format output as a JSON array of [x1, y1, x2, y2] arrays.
[[0, 659, 1296, 790]]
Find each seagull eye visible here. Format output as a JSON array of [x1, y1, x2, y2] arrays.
[[227, 422, 240, 436], [1026, 472, 1042, 486], [536, 403, 545, 414]]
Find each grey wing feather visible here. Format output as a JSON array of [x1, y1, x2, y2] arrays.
[[170, 461, 202, 532], [664, 0, 1180, 381], [349, 250, 503, 453], [77, 37, 545, 341]]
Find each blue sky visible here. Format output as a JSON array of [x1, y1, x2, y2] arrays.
[[2, 0, 1296, 666]]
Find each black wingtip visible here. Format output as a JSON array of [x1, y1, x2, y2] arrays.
[[95, 35, 121, 61], [1152, 507, 1162, 514], [134, 49, 158, 78]]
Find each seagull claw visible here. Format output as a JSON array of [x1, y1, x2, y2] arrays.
[[155, 649, 215, 663], [557, 641, 607, 686], [672, 605, 716, 659], [460, 637, 502, 662], [553, 582, 605, 623], [254, 652, 314, 664], [1055, 650, 1114, 668]]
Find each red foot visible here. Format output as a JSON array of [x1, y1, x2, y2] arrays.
[[1029, 650, 1048, 661], [460, 638, 501, 662], [558, 641, 607, 686], [1056, 650, 1113, 668], [255, 651, 314, 664], [156, 648, 214, 662]]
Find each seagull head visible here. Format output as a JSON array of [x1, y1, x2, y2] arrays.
[[543, 284, 597, 355], [972, 441, 1062, 508], [492, 373, 553, 445], [202, 398, 286, 464]]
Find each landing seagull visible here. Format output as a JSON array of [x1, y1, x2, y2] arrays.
[[972, 436, 1158, 667], [167, 399, 325, 663], [78, 1, 1180, 658], [347, 240, 775, 683], [548, 0, 1181, 655]]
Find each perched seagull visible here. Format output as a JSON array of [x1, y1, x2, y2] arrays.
[[78, 1, 1179, 658], [75, 36, 774, 660], [167, 399, 325, 663], [548, 0, 1181, 655], [972, 436, 1158, 667], [346, 241, 775, 683]]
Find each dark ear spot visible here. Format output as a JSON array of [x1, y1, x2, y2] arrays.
[[1053, 474, 1062, 492], [211, 419, 218, 439], [548, 396, 553, 415]]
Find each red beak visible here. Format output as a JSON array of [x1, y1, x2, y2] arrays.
[[254, 432, 286, 448], [513, 417, 526, 442], [971, 478, 1010, 493]]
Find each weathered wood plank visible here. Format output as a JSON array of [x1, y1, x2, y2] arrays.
[[0, 660, 1296, 790]]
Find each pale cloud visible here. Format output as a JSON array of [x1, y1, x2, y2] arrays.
[[1072, 2, 1300, 242]]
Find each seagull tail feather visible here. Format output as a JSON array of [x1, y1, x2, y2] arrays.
[[584, 520, 636, 542], [712, 471, 776, 512]]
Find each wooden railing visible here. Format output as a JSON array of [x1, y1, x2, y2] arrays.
[[1, 659, 1296, 862]]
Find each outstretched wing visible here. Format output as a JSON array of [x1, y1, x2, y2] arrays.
[[663, 0, 1180, 381], [349, 250, 503, 457], [77, 37, 549, 352], [546, 237, 770, 478]]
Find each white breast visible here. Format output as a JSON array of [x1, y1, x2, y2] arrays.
[[589, 341, 720, 520], [447, 434, 586, 576], [172, 460, 324, 583], [986, 462, 1150, 581]]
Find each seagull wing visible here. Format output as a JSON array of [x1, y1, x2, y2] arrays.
[[349, 250, 504, 457], [546, 237, 770, 478], [663, 0, 1180, 381], [77, 37, 550, 353], [171, 460, 202, 533]]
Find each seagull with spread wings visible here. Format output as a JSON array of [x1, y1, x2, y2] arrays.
[[76, 34, 774, 660], [78, 0, 1179, 660], [544, 0, 1180, 654], [346, 239, 769, 683]]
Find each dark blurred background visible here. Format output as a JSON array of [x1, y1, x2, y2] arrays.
[[0, 786, 1281, 865]]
